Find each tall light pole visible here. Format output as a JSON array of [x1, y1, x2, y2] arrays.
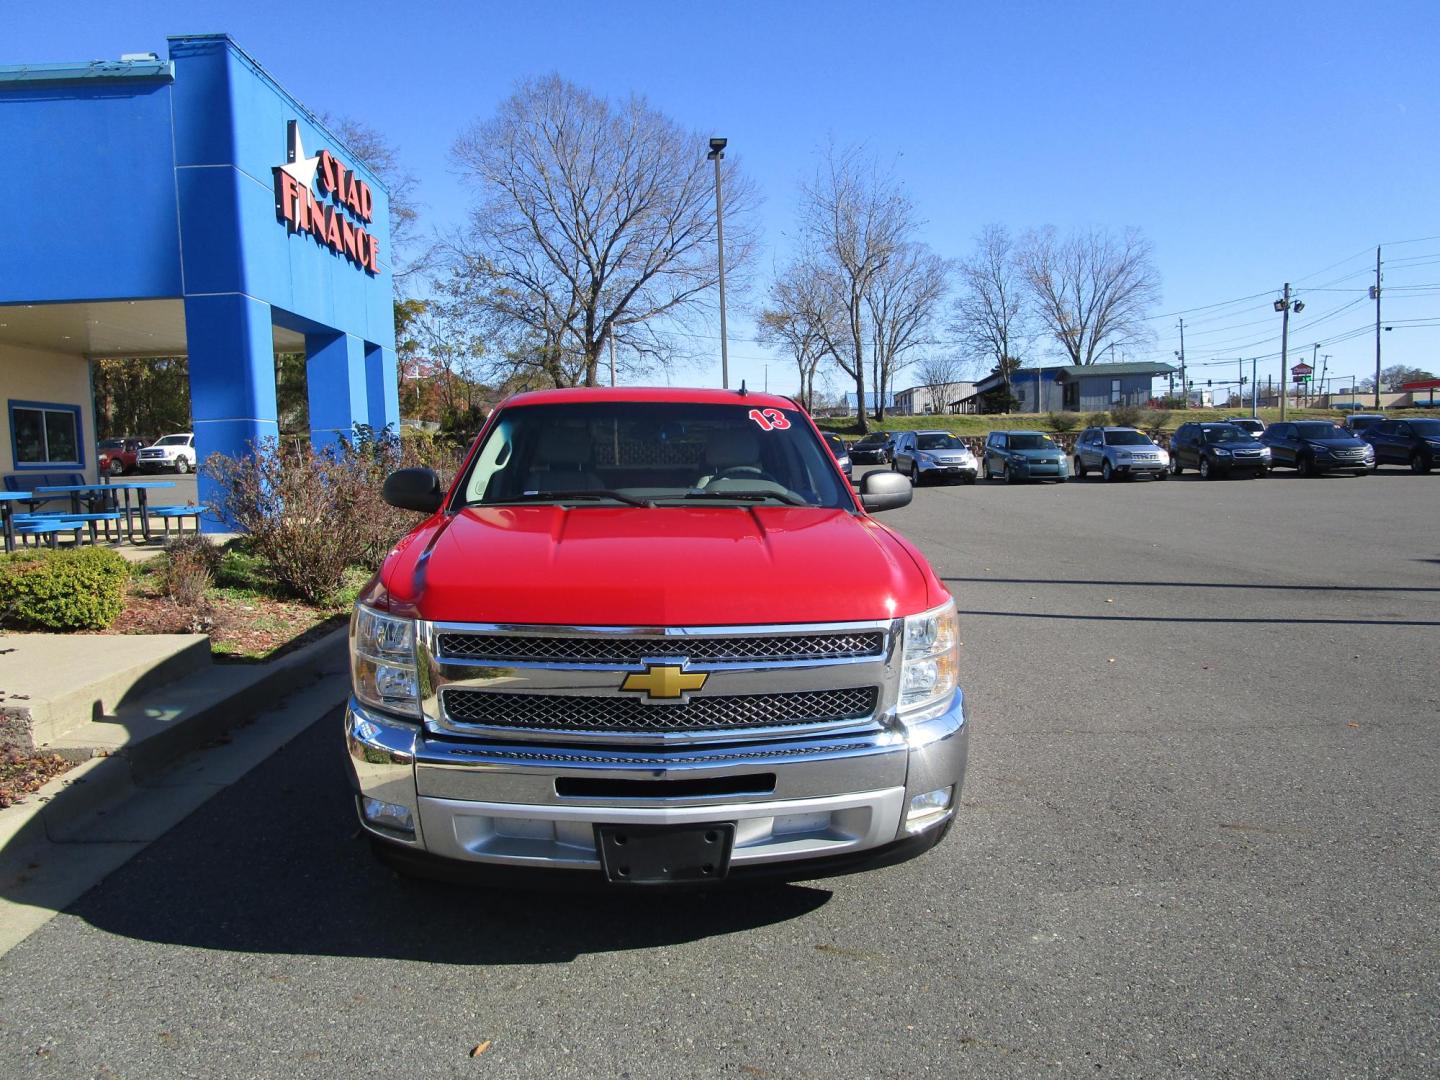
[[707, 137, 730, 390], [1274, 284, 1304, 420]]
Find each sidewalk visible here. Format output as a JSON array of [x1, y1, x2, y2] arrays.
[[0, 624, 349, 956]]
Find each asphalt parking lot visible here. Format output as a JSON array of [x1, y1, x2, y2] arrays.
[[0, 466, 1435, 1077]]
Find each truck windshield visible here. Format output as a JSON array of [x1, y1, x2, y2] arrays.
[[456, 402, 854, 510]]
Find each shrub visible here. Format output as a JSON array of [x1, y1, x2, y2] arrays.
[[202, 430, 463, 605], [1083, 411, 1110, 429], [1046, 412, 1079, 433], [163, 535, 219, 611], [0, 547, 129, 631], [1109, 403, 1144, 427], [1140, 409, 1172, 437]]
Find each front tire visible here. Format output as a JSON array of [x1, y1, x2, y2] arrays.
[[1102, 460, 1115, 483], [106, 458, 125, 476], [175, 457, 191, 475], [1074, 456, 1087, 478], [1171, 458, 1184, 476], [1199, 456, 1215, 480], [1411, 452, 1432, 474], [1297, 454, 1315, 477], [910, 463, 921, 487]]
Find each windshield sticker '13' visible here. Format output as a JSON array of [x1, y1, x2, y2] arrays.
[[748, 409, 791, 431]]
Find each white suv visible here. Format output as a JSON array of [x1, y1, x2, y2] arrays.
[[137, 433, 196, 473]]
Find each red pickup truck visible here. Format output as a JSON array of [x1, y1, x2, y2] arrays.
[[96, 437, 149, 476], [345, 387, 968, 886]]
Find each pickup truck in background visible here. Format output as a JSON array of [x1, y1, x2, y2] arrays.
[[345, 387, 969, 886]]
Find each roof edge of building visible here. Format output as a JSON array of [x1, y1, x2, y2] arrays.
[[166, 33, 390, 195]]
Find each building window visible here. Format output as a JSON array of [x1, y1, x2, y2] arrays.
[[1110, 379, 1122, 404], [9, 401, 83, 469]]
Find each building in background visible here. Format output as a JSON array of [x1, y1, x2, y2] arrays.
[[893, 382, 976, 415], [972, 361, 1177, 413], [0, 35, 398, 526]]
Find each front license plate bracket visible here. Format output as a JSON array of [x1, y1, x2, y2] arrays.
[[595, 823, 736, 884]]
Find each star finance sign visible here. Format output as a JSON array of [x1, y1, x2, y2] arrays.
[[273, 120, 381, 275]]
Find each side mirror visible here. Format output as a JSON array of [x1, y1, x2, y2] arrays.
[[858, 469, 912, 514], [382, 467, 444, 513]]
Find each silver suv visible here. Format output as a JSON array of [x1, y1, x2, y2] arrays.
[[891, 431, 979, 485], [1073, 426, 1170, 481]]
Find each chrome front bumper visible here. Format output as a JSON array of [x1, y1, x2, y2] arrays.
[[344, 690, 968, 876]]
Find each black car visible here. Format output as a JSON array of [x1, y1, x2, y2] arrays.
[[1360, 418, 1440, 473], [1169, 422, 1272, 479], [848, 432, 893, 464], [1260, 421, 1375, 476]]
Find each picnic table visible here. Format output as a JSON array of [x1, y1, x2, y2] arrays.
[[33, 480, 177, 543]]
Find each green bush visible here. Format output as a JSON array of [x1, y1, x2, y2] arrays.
[[1046, 411, 1079, 433], [0, 547, 129, 631], [1110, 403, 1144, 427], [1083, 411, 1110, 429]]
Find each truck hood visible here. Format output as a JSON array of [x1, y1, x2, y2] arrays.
[[382, 505, 939, 626]]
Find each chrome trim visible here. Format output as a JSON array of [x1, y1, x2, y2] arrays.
[[344, 699, 425, 847], [416, 787, 908, 869], [416, 617, 904, 745], [414, 727, 910, 805]]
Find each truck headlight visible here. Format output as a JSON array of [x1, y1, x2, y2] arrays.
[[900, 599, 959, 721], [351, 605, 421, 718]]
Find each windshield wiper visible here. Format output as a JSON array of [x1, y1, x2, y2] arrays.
[[678, 489, 809, 506], [518, 489, 656, 508]]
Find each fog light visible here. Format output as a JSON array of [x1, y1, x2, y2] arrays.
[[905, 786, 953, 833], [361, 796, 415, 835]]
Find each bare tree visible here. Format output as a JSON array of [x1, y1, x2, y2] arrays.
[[914, 354, 963, 414], [950, 225, 1033, 401], [757, 266, 829, 412], [325, 116, 431, 285], [866, 241, 949, 420], [450, 75, 756, 388], [776, 146, 934, 433], [1021, 226, 1160, 365]]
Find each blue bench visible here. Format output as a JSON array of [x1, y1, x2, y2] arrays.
[[3, 472, 85, 513], [12, 517, 87, 547], [15, 510, 125, 543], [147, 504, 202, 538]]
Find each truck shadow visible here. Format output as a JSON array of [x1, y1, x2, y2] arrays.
[[63, 714, 834, 964]]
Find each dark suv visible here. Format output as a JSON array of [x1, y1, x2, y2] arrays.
[[1360, 418, 1440, 473], [1260, 421, 1374, 476], [1170, 422, 1271, 479]]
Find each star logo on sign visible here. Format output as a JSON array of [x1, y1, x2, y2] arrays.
[[278, 120, 319, 190]]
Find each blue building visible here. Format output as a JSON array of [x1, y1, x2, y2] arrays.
[[0, 35, 398, 524], [972, 361, 1177, 413]]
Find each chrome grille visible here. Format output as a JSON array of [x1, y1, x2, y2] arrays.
[[441, 687, 878, 734], [437, 632, 885, 665]]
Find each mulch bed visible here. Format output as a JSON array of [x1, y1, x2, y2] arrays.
[[106, 586, 347, 662]]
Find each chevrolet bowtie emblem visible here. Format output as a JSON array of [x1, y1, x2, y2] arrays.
[[621, 664, 707, 700]]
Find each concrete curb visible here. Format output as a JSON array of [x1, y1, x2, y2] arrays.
[[0, 626, 348, 849]]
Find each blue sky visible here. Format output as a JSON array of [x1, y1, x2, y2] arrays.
[[7, 0, 1437, 397]]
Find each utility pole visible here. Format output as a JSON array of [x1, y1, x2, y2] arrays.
[[608, 334, 617, 388], [1251, 358, 1258, 418], [1320, 353, 1331, 405], [1238, 358, 1244, 411], [1373, 246, 1382, 408], [1278, 283, 1292, 421], [1177, 318, 1187, 408]]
